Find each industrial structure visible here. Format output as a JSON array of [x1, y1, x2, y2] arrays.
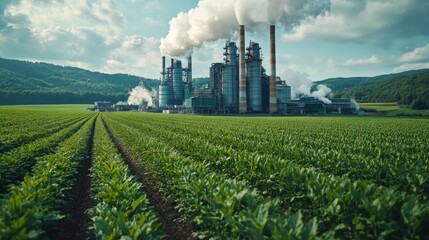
[[158, 56, 192, 109], [157, 25, 358, 115], [158, 25, 292, 114]]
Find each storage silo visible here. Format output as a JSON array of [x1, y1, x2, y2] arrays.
[[246, 42, 262, 112], [158, 84, 170, 108], [159, 56, 169, 108], [276, 83, 291, 103], [173, 60, 184, 103], [222, 41, 239, 111]]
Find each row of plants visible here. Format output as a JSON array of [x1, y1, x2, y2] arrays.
[[114, 114, 429, 196], [87, 117, 163, 239], [0, 115, 86, 153], [103, 116, 324, 239], [0, 115, 96, 239], [0, 108, 74, 129], [0, 116, 92, 193], [105, 113, 429, 239]]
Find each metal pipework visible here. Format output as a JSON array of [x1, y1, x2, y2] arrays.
[[187, 55, 192, 83], [161, 56, 166, 82], [269, 25, 277, 113], [239, 25, 247, 113]]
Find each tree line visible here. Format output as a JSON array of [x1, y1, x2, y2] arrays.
[[334, 71, 429, 109]]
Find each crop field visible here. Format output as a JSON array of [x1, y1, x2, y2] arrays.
[[1, 106, 429, 239]]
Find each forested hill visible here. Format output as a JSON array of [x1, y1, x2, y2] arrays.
[[317, 69, 429, 92], [334, 71, 429, 109], [0, 58, 159, 105]]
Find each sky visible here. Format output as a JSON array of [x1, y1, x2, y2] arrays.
[[0, 0, 428, 82]]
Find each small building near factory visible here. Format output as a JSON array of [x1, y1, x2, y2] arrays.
[[94, 101, 113, 112]]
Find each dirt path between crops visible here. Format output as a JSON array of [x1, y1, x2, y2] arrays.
[[102, 117, 196, 240], [48, 118, 96, 240]]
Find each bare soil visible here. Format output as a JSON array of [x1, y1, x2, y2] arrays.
[[47, 119, 96, 240], [102, 117, 196, 240]]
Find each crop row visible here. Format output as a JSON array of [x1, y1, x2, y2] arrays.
[[0, 115, 96, 239], [104, 113, 429, 239], [0, 116, 92, 192], [113, 114, 429, 196], [87, 117, 163, 239], [0, 109, 80, 129], [0, 115, 86, 153], [103, 116, 324, 239]]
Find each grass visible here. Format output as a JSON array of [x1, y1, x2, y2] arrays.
[[0, 104, 91, 112], [1, 103, 428, 117], [359, 102, 429, 117]]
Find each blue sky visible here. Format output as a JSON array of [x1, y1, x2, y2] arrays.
[[0, 0, 428, 81]]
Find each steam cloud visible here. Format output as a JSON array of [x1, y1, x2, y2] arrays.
[[281, 69, 332, 104], [351, 98, 360, 110], [127, 86, 157, 107], [160, 0, 330, 56]]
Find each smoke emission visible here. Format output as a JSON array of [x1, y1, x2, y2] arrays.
[[160, 0, 330, 56], [127, 86, 156, 106], [281, 69, 332, 103], [351, 98, 360, 110]]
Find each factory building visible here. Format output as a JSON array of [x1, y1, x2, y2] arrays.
[[158, 25, 357, 115], [158, 56, 192, 109], [158, 25, 287, 114]]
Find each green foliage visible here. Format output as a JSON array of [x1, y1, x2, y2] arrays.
[[0, 109, 94, 192], [0, 115, 96, 239], [87, 117, 163, 239], [317, 69, 429, 92], [0, 57, 159, 104], [104, 113, 429, 239], [192, 77, 210, 89], [334, 71, 429, 109], [103, 114, 322, 239]]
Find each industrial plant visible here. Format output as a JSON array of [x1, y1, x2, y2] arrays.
[[158, 25, 358, 115]]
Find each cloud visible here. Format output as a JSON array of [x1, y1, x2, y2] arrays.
[[101, 36, 162, 78], [143, 17, 162, 26], [0, 0, 125, 61], [344, 55, 381, 66], [399, 43, 429, 63], [283, 0, 429, 47], [392, 62, 429, 73], [393, 43, 429, 73], [160, 0, 329, 56], [144, 0, 162, 10]]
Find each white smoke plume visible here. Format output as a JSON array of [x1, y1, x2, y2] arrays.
[[351, 98, 360, 110], [312, 84, 332, 104], [160, 0, 330, 56], [115, 101, 128, 105], [127, 86, 157, 107], [281, 69, 332, 103]]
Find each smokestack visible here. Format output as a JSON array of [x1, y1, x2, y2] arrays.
[[239, 25, 247, 113], [269, 25, 277, 113], [161, 56, 166, 82], [187, 55, 192, 83]]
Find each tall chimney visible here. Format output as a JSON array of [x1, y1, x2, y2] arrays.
[[187, 55, 192, 83], [269, 25, 277, 113], [239, 25, 247, 113], [161, 56, 166, 82]]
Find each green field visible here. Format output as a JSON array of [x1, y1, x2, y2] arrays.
[[1, 105, 428, 239], [360, 102, 429, 116], [0, 104, 91, 112]]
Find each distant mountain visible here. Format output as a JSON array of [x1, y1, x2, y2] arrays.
[[334, 71, 429, 109], [316, 69, 429, 92], [0, 58, 159, 105]]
